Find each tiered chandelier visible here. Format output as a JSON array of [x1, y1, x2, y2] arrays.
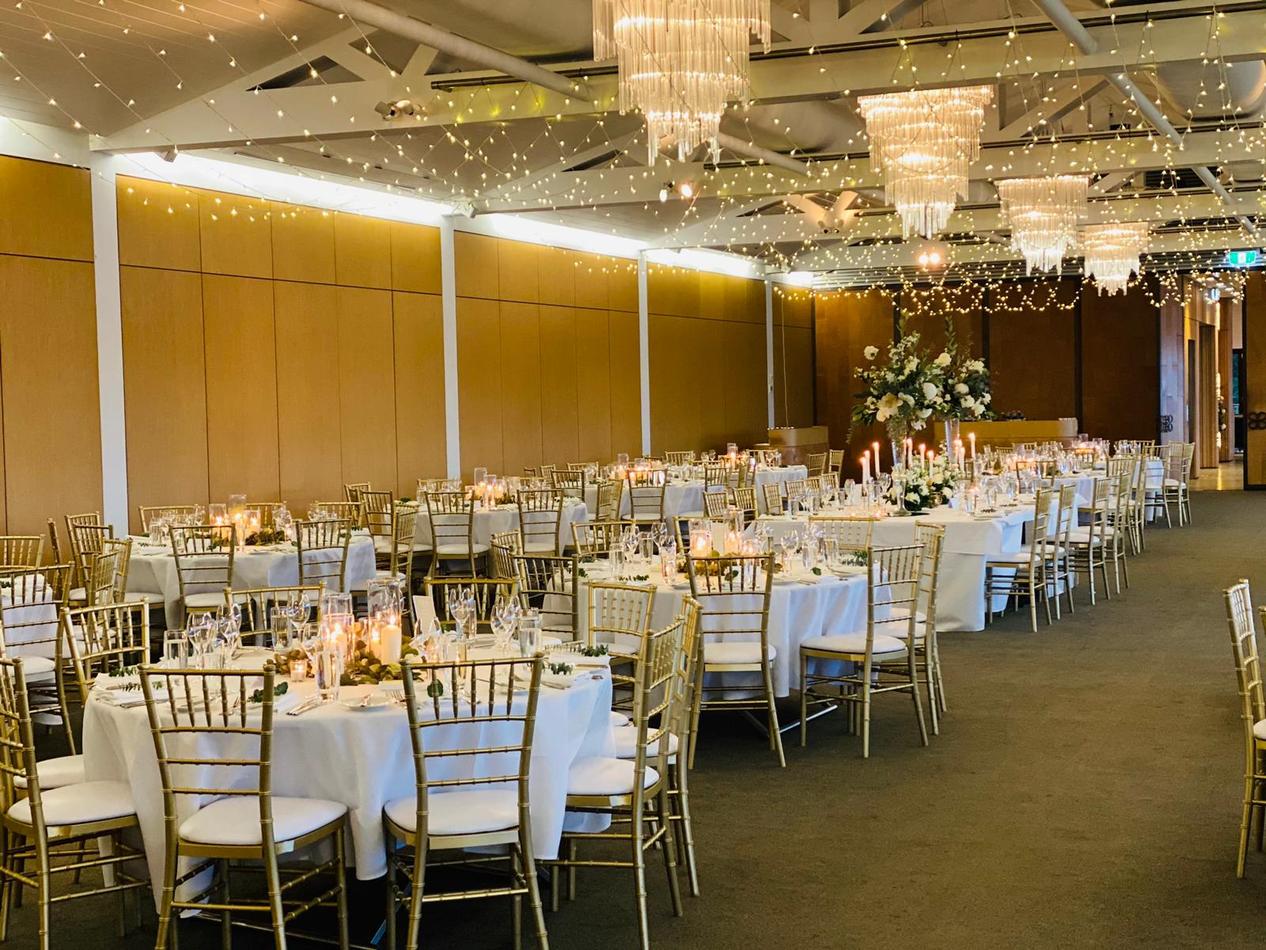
[[856, 85, 993, 240], [997, 175, 1089, 274], [1081, 222, 1150, 295], [592, 0, 771, 164]]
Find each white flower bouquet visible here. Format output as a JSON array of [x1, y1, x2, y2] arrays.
[[852, 332, 949, 444]]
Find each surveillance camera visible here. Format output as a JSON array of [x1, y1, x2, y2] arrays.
[[375, 99, 417, 121]]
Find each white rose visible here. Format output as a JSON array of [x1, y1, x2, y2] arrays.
[[955, 382, 969, 394], [875, 393, 901, 422], [934, 351, 952, 367], [864, 345, 879, 360], [918, 407, 932, 418], [981, 393, 992, 404], [974, 404, 986, 416], [900, 392, 915, 406], [961, 395, 975, 409], [904, 357, 919, 373], [922, 382, 940, 401], [968, 360, 985, 372]]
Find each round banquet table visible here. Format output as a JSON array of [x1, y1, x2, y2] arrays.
[[759, 501, 1036, 633], [575, 558, 867, 697], [413, 498, 589, 549], [83, 654, 615, 906], [126, 532, 378, 628], [582, 464, 809, 520]]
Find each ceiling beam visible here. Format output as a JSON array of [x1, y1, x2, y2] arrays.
[[91, 4, 1261, 153], [996, 78, 1110, 140]]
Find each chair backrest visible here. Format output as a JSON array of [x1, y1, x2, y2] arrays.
[[626, 479, 666, 522], [295, 519, 351, 591], [588, 581, 654, 654], [103, 537, 133, 604], [422, 577, 517, 633], [551, 469, 586, 500], [828, 449, 845, 472], [806, 452, 828, 477], [686, 553, 774, 653], [761, 482, 784, 515], [489, 530, 522, 580], [230, 585, 322, 642], [702, 489, 729, 519], [361, 490, 395, 538], [63, 601, 150, 702], [595, 479, 624, 520], [866, 544, 923, 656], [384, 504, 419, 578], [665, 451, 694, 466], [517, 489, 564, 555], [425, 491, 476, 561], [398, 655, 541, 838], [0, 565, 71, 662], [703, 464, 726, 491], [311, 500, 362, 524], [141, 665, 280, 848], [810, 516, 873, 552], [730, 486, 757, 522], [624, 616, 684, 796], [0, 536, 43, 569], [914, 523, 945, 630], [46, 520, 63, 566], [170, 524, 236, 602], [344, 482, 371, 503], [514, 554, 578, 640], [571, 521, 628, 558], [67, 521, 112, 582], [1225, 582, 1266, 748], [1082, 476, 1112, 536], [0, 658, 44, 830], [672, 598, 702, 748], [84, 546, 122, 607], [785, 479, 810, 505], [138, 505, 202, 532]]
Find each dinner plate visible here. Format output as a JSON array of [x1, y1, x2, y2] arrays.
[[339, 692, 396, 711]]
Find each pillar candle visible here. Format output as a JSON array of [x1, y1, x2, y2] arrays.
[[969, 432, 976, 458], [379, 622, 402, 665], [861, 452, 870, 484], [871, 442, 880, 479]]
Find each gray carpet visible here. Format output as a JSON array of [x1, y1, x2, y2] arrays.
[[17, 491, 1266, 948]]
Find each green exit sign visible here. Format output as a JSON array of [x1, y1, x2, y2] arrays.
[[1226, 249, 1261, 267]]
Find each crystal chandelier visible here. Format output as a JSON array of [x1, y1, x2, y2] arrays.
[[856, 85, 993, 239], [1081, 222, 1150, 295], [997, 175, 1088, 274], [592, 0, 771, 163]]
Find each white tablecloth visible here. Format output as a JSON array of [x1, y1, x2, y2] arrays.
[[583, 465, 809, 520], [83, 663, 615, 905], [127, 533, 378, 627], [414, 499, 589, 549], [577, 561, 867, 696]]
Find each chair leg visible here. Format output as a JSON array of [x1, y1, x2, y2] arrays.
[[673, 763, 700, 898], [404, 839, 427, 950], [521, 827, 549, 950], [860, 682, 872, 759], [155, 837, 181, 950], [384, 831, 397, 950], [763, 662, 786, 768], [657, 790, 683, 918], [220, 859, 232, 950], [334, 828, 350, 950], [631, 804, 651, 950], [799, 653, 808, 748], [0, 831, 12, 942], [921, 647, 939, 737], [909, 654, 928, 748], [687, 664, 703, 770], [263, 853, 287, 950], [1238, 775, 1255, 878], [36, 862, 50, 950]]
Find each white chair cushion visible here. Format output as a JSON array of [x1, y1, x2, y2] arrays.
[[16, 656, 56, 681], [1254, 720, 1266, 742], [123, 591, 158, 603], [1163, 477, 1182, 488], [801, 632, 906, 657], [702, 641, 775, 666], [68, 587, 87, 602], [612, 727, 679, 761], [609, 710, 631, 728], [8, 780, 134, 828], [1068, 526, 1116, 542], [567, 757, 659, 797], [434, 543, 491, 556], [987, 550, 1038, 564], [523, 538, 558, 553], [15, 754, 85, 791], [384, 788, 519, 837], [373, 537, 394, 556], [184, 592, 226, 609], [178, 795, 346, 846]]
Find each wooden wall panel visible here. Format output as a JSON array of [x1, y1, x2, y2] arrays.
[[608, 309, 643, 456], [814, 290, 895, 461], [457, 297, 503, 477], [271, 204, 336, 284], [1081, 281, 1160, 443], [774, 325, 815, 428], [0, 257, 101, 534], [649, 314, 705, 453], [988, 280, 1079, 421], [609, 265, 638, 313], [389, 222, 442, 294], [201, 275, 280, 501], [539, 305, 580, 464], [336, 287, 397, 488], [574, 254, 609, 310], [120, 267, 208, 529], [1245, 273, 1266, 487], [334, 213, 390, 289], [117, 177, 201, 271], [274, 281, 342, 512], [901, 285, 985, 357], [392, 292, 446, 492], [574, 308, 613, 463], [198, 191, 273, 279], [499, 302, 544, 474], [723, 321, 769, 446], [498, 240, 539, 303], [0, 157, 92, 261], [455, 233, 500, 299]]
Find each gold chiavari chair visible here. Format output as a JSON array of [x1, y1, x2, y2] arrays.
[[549, 617, 684, 947], [686, 552, 783, 767], [800, 544, 929, 757], [810, 515, 873, 552], [45, 521, 63, 569], [0, 537, 42, 569], [518, 489, 565, 556], [595, 479, 625, 521], [1224, 581, 1266, 877], [784, 479, 811, 512], [626, 474, 667, 526], [295, 519, 352, 592], [229, 585, 322, 644], [102, 537, 133, 604], [169, 524, 235, 620], [664, 451, 694, 466], [702, 464, 726, 492], [416, 477, 446, 498], [730, 486, 757, 523], [61, 601, 149, 703], [551, 469, 586, 501], [0, 565, 75, 757], [362, 489, 396, 550], [1049, 483, 1077, 620], [760, 481, 784, 516], [571, 521, 628, 559], [806, 451, 828, 477], [386, 656, 547, 950], [66, 522, 111, 606], [912, 523, 946, 730], [313, 500, 363, 524], [1160, 442, 1195, 527], [343, 481, 371, 504], [588, 582, 655, 717], [425, 491, 487, 577], [0, 657, 147, 950], [984, 501, 1054, 633], [1068, 477, 1113, 606], [137, 506, 202, 532], [514, 554, 578, 642], [827, 449, 845, 473], [1108, 455, 1146, 556], [421, 577, 518, 635], [140, 664, 349, 950], [1104, 468, 1133, 593], [378, 504, 419, 581], [522, 466, 540, 478], [701, 488, 729, 520], [489, 530, 521, 581], [82, 547, 121, 609]]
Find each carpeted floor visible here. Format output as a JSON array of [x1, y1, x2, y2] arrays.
[[16, 491, 1266, 948]]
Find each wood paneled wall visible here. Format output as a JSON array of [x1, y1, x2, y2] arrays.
[[988, 280, 1080, 421], [773, 290, 814, 427], [647, 265, 767, 453], [454, 233, 641, 478], [813, 289, 895, 465], [117, 175, 445, 529], [1244, 273, 1266, 487], [1081, 281, 1160, 443], [0, 157, 102, 535]]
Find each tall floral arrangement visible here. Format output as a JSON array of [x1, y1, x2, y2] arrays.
[[890, 452, 959, 511], [852, 331, 948, 444], [942, 354, 993, 420]]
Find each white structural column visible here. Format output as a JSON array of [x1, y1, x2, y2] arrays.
[[89, 156, 129, 531], [439, 217, 462, 478], [637, 253, 651, 456], [765, 280, 775, 429]]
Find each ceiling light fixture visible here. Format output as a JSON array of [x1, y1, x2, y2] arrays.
[[1081, 221, 1150, 294], [997, 175, 1088, 274]]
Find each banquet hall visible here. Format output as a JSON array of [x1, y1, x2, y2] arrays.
[[0, 0, 1263, 947]]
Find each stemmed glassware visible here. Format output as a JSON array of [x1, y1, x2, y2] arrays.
[[491, 590, 520, 655]]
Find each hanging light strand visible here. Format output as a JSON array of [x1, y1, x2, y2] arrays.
[[856, 85, 993, 239], [997, 175, 1089, 274], [1082, 221, 1151, 294]]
